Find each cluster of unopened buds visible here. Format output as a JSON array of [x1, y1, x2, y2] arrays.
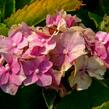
[[0, 10, 108, 95]]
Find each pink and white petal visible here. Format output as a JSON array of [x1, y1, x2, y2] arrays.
[[12, 32, 22, 44], [3, 53, 13, 64], [55, 15, 62, 25], [0, 72, 9, 85], [1, 83, 19, 95], [104, 33, 109, 44], [14, 48, 23, 56], [69, 72, 92, 91], [53, 70, 63, 85], [50, 53, 65, 68], [11, 59, 20, 74], [10, 73, 26, 86], [0, 55, 5, 64], [57, 19, 67, 31], [37, 74, 52, 86], [70, 44, 86, 60], [96, 31, 107, 42], [23, 73, 38, 86], [0, 66, 6, 75], [95, 42, 107, 59], [62, 57, 72, 71], [17, 39, 28, 49], [39, 59, 53, 73], [21, 60, 39, 76], [60, 31, 85, 50], [21, 48, 33, 59], [0, 38, 11, 53], [46, 15, 54, 25], [96, 31, 109, 44], [88, 56, 106, 80], [75, 55, 88, 71], [42, 41, 56, 54], [65, 16, 75, 27], [30, 46, 45, 56]]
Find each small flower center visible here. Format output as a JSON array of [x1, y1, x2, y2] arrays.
[[27, 36, 34, 42], [12, 43, 17, 47], [41, 38, 45, 43], [5, 64, 10, 71], [35, 69, 39, 74], [63, 49, 68, 55]]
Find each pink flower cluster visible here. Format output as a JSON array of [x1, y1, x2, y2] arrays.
[[0, 10, 108, 95]]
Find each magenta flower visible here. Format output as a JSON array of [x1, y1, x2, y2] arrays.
[[46, 10, 81, 31], [96, 31, 109, 44], [0, 10, 108, 95], [0, 23, 31, 57], [50, 31, 86, 72], [21, 56, 53, 87], [0, 23, 56, 60], [69, 27, 96, 54], [22, 32, 56, 59], [9, 32, 28, 56], [0, 54, 25, 95], [83, 28, 96, 53], [94, 31, 109, 67]]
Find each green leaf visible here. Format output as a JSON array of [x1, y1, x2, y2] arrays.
[[70, 8, 97, 31], [91, 0, 109, 16], [99, 15, 109, 32], [93, 101, 109, 109], [56, 80, 109, 109], [0, 0, 15, 22], [5, 0, 82, 27], [16, 85, 46, 109], [0, 23, 9, 36], [5, 0, 15, 18], [42, 89, 57, 109], [88, 12, 103, 28], [98, 0, 109, 15], [15, 0, 35, 10], [0, 0, 6, 22], [0, 84, 48, 109]]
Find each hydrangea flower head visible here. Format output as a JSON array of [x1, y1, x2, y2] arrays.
[[46, 10, 81, 31], [21, 56, 53, 87], [50, 31, 86, 71], [94, 31, 109, 67], [0, 54, 25, 95], [0, 11, 108, 95], [69, 55, 106, 90]]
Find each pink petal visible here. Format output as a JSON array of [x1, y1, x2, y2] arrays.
[[65, 16, 75, 27], [11, 58, 20, 74], [1, 83, 19, 95], [3, 53, 13, 64], [11, 32, 22, 44], [46, 15, 54, 25], [0, 72, 9, 85], [96, 31, 109, 44], [21, 60, 39, 76], [10, 73, 25, 86], [43, 37, 56, 54], [31, 46, 45, 56], [17, 38, 28, 49], [39, 59, 53, 73], [95, 42, 107, 59], [37, 74, 52, 86], [23, 73, 38, 86], [104, 33, 109, 44]]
